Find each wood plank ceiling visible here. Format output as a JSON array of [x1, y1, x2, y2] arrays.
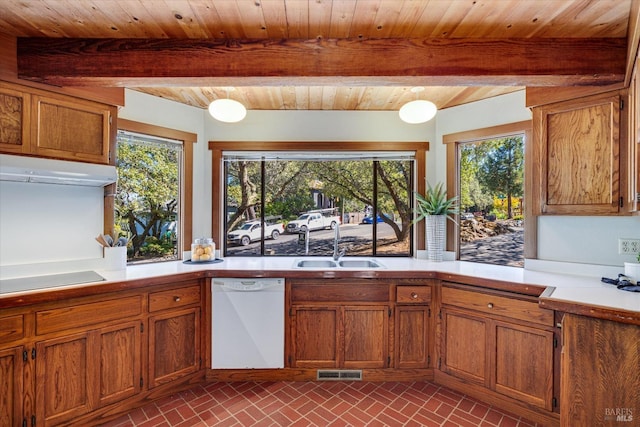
[[0, 0, 633, 111]]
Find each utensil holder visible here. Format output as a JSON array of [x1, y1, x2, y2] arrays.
[[104, 246, 127, 270]]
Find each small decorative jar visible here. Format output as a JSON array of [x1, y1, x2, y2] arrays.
[[191, 238, 216, 262]]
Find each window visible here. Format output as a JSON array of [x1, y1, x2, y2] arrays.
[[115, 119, 196, 264], [223, 154, 413, 257], [210, 142, 430, 257], [444, 121, 533, 266]]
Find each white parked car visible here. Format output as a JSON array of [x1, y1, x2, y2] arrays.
[[227, 220, 284, 246], [285, 211, 340, 233]]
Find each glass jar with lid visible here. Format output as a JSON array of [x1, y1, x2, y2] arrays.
[[191, 238, 216, 262]]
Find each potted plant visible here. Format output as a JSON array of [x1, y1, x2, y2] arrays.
[[624, 252, 640, 281], [415, 182, 459, 261]]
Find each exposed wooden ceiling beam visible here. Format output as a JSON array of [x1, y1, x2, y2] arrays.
[[17, 37, 626, 87]]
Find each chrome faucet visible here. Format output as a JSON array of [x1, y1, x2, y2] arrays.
[[332, 225, 346, 261]]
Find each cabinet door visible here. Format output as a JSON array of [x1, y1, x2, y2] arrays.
[[148, 307, 200, 388], [395, 306, 430, 368], [535, 93, 621, 214], [36, 332, 95, 426], [343, 306, 388, 368], [0, 83, 30, 154], [97, 321, 142, 407], [494, 321, 554, 410], [561, 314, 640, 426], [31, 93, 113, 164], [440, 308, 488, 386], [0, 346, 23, 427], [290, 306, 339, 368]]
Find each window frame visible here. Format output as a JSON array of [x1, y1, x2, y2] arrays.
[[443, 121, 535, 260], [114, 119, 196, 257], [209, 141, 430, 255]]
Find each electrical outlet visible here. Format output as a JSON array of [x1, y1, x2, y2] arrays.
[[618, 238, 640, 254]]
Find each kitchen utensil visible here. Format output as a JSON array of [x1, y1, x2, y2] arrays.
[[96, 235, 109, 247], [117, 237, 128, 247], [103, 234, 114, 247]]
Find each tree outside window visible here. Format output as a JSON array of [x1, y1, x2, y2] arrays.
[[115, 131, 182, 263]]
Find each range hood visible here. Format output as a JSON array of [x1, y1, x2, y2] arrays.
[[0, 154, 117, 187]]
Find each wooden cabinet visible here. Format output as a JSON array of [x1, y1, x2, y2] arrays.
[[149, 307, 200, 388], [0, 83, 30, 154], [0, 279, 204, 426], [560, 314, 640, 426], [0, 346, 24, 427], [440, 283, 556, 411], [33, 294, 144, 427], [0, 80, 116, 164], [35, 321, 142, 426], [395, 284, 432, 368], [148, 284, 202, 388], [532, 91, 623, 215], [290, 305, 388, 369], [291, 306, 339, 367], [288, 280, 390, 369]]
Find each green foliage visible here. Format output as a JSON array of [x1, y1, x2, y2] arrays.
[[415, 182, 459, 222], [459, 136, 524, 219], [115, 140, 179, 258], [138, 236, 174, 257]]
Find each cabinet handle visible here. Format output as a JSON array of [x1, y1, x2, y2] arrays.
[[174, 296, 181, 302], [487, 302, 494, 308], [411, 292, 418, 299]]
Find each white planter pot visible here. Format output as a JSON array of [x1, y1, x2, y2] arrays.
[[624, 262, 640, 281], [425, 215, 446, 262]]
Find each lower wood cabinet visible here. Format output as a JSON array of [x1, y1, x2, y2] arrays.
[[440, 283, 556, 411], [35, 321, 142, 426], [288, 279, 390, 369], [0, 345, 24, 427], [290, 305, 388, 368], [561, 314, 640, 426], [148, 307, 200, 388], [0, 280, 204, 426], [395, 283, 433, 369]]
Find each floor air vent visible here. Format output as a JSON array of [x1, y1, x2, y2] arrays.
[[317, 370, 362, 381]]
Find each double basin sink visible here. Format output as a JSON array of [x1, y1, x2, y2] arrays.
[[294, 258, 384, 269]]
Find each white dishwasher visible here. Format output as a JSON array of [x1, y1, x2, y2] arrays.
[[212, 278, 285, 369]]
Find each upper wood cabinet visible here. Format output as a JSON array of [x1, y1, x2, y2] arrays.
[[532, 92, 623, 215], [0, 81, 116, 165], [0, 84, 30, 154]]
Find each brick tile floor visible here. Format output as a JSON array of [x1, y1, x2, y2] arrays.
[[100, 381, 540, 427]]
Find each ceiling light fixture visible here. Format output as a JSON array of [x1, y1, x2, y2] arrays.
[[208, 87, 247, 123], [399, 87, 437, 124]]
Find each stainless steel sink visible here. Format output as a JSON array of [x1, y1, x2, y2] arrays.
[[295, 260, 339, 268], [294, 259, 383, 269], [338, 259, 382, 268]]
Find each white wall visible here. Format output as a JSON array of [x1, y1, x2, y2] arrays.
[[0, 182, 104, 265]]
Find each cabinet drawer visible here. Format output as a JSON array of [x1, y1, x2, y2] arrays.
[[291, 281, 389, 303], [396, 286, 431, 304], [441, 285, 553, 326], [0, 314, 24, 344], [149, 284, 201, 312], [36, 296, 142, 335]]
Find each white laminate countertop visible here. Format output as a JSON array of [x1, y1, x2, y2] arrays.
[[1, 257, 638, 318]]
